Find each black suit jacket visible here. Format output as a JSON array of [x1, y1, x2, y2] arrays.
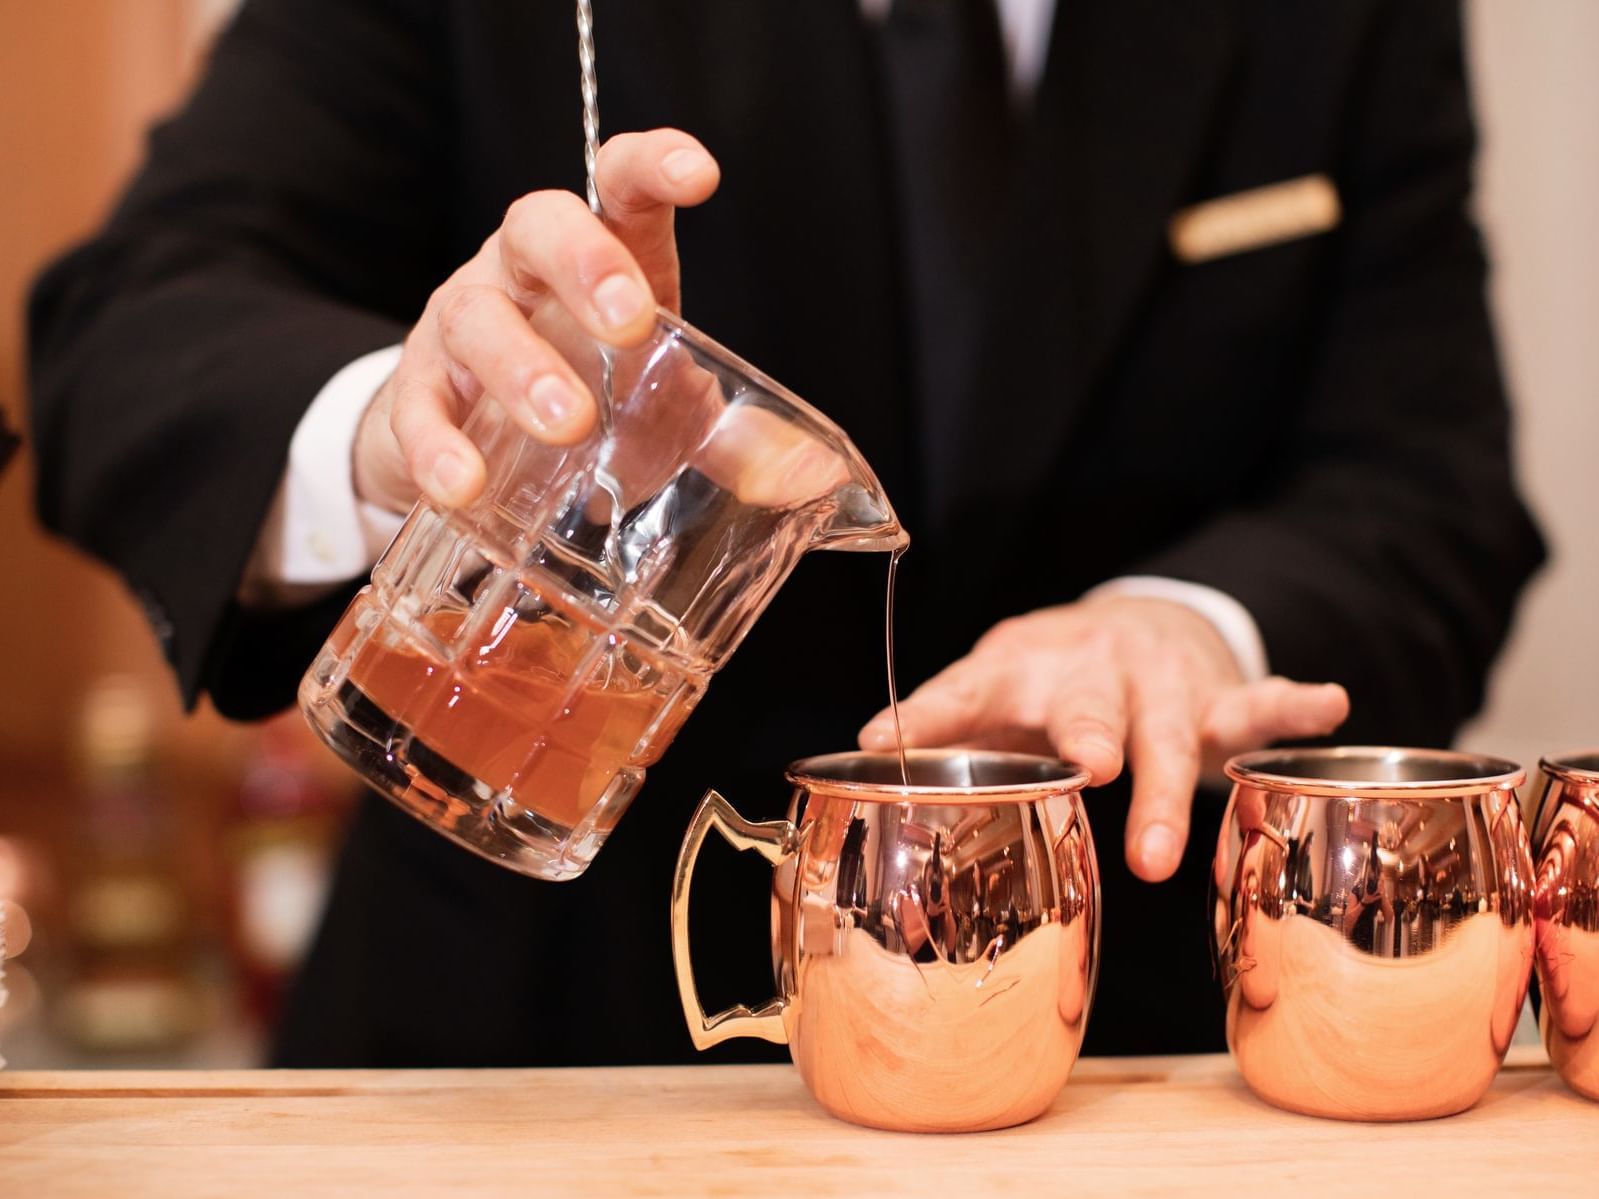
[[28, 0, 1542, 1063]]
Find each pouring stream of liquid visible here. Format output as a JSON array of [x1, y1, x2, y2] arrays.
[[885, 544, 910, 786]]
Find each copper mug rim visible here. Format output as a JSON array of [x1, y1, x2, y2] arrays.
[[1225, 745, 1524, 799], [1541, 749, 1599, 785], [785, 749, 1089, 802]]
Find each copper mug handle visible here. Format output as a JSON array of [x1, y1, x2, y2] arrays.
[[670, 790, 801, 1049]]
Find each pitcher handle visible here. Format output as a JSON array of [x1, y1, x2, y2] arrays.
[[671, 789, 799, 1049]]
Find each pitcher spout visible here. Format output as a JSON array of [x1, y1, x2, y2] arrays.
[[785, 397, 904, 553], [815, 479, 908, 553]]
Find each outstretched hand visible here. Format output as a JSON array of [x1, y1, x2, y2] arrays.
[[860, 596, 1348, 881]]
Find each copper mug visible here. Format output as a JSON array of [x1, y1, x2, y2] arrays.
[[1531, 750, 1599, 1100], [1210, 747, 1533, 1121], [671, 750, 1099, 1132]]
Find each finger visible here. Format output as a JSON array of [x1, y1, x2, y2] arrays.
[[694, 404, 850, 508], [1, 899, 31, 958], [595, 129, 720, 311], [388, 374, 488, 508], [858, 658, 1013, 752], [499, 189, 656, 347], [1041, 669, 1129, 786], [1125, 679, 1202, 883], [435, 284, 596, 444], [1202, 678, 1350, 753]]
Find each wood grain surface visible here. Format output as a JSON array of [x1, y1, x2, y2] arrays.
[[1, 1046, 1592, 1197]]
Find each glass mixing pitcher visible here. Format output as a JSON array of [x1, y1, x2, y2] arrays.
[[298, 303, 903, 880]]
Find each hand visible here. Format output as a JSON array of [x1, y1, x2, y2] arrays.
[[858, 596, 1349, 882], [352, 129, 722, 514], [1, 899, 30, 960]]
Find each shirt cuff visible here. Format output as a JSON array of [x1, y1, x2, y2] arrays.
[[239, 345, 407, 608], [1082, 575, 1270, 683]]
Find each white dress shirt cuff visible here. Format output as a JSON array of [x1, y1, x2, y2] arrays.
[[240, 345, 407, 607], [1082, 576, 1270, 683]]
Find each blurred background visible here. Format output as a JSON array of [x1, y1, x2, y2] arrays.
[[0, 1, 1594, 1067]]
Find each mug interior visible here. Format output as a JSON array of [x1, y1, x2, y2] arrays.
[[1542, 750, 1599, 783], [1226, 745, 1523, 796], [786, 749, 1088, 798]]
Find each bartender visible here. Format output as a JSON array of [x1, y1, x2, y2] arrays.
[[28, 0, 1540, 1064]]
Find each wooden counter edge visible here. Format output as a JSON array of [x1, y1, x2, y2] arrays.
[[0, 1043, 1551, 1098]]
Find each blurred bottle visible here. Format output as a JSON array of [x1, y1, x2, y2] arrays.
[[58, 675, 204, 1053], [0, 837, 50, 1065], [224, 716, 341, 1029]]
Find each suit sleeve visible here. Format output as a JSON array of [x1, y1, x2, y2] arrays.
[[27, 0, 446, 719], [1134, 1, 1544, 745]]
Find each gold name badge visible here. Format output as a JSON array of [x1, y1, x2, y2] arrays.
[[1169, 173, 1341, 264]]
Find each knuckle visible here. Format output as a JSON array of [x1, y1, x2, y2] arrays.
[[504, 189, 579, 242], [1066, 715, 1120, 743], [434, 287, 480, 342], [660, 128, 706, 154], [391, 406, 425, 457], [387, 388, 423, 438], [947, 675, 982, 710], [1120, 622, 1164, 660], [443, 358, 480, 402], [595, 132, 637, 174], [976, 616, 1028, 654], [929, 666, 986, 714], [1140, 712, 1198, 756], [1079, 627, 1120, 664], [1161, 737, 1202, 772], [503, 190, 548, 227], [404, 441, 434, 482], [501, 193, 535, 233], [1266, 676, 1302, 701], [501, 346, 559, 401], [567, 232, 630, 287], [501, 359, 539, 398]]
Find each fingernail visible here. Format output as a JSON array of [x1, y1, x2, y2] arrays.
[[428, 450, 469, 501], [529, 375, 580, 430], [594, 273, 648, 331], [1138, 825, 1183, 874], [661, 147, 713, 184]]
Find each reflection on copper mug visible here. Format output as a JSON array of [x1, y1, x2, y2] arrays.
[[1531, 750, 1599, 1101], [671, 750, 1098, 1132], [1211, 747, 1533, 1121]]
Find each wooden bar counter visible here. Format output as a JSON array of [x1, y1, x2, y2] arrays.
[[2, 1045, 1592, 1196]]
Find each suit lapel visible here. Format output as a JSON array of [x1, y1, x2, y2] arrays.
[[929, 0, 1245, 526]]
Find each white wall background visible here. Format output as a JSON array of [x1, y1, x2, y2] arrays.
[[1460, 1, 1599, 769]]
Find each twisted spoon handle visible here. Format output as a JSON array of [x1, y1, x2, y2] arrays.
[[577, 0, 603, 218]]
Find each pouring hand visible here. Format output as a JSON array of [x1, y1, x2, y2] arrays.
[[857, 596, 1348, 882], [351, 129, 721, 514]]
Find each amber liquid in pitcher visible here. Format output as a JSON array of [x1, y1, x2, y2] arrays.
[[306, 500, 905, 876], [318, 573, 707, 869]]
